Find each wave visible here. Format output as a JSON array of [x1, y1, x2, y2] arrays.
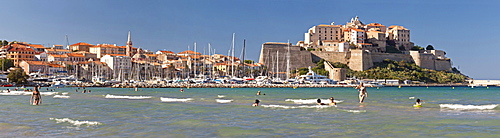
[[217, 95, 226, 98], [439, 104, 498, 110], [160, 97, 193, 102], [0, 91, 58, 96], [215, 99, 233, 103], [340, 109, 367, 113], [53, 95, 70, 98], [285, 99, 344, 104], [104, 94, 152, 99], [261, 104, 335, 109], [49, 118, 102, 127]]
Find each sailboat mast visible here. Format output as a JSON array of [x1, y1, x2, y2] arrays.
[[242, 39, 246, 78], [286, 40, 290, 80], [194, 42, 197, 78], [231, 33, 235, 78], [276, 51, 279, 80], [208, 43, 211, 79]]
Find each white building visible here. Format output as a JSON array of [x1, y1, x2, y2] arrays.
[[100, 54, 132, 80], [304, 23, 342, 47]]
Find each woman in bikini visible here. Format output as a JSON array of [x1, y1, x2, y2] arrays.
[[30, 85, 42, 105], [355, 82, 367, 103]]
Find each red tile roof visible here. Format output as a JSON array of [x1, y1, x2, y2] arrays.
[[367, 23, 385, 27], [70, 42, 94, 46], [66, 53, 85, 57], [178, 50, 201, 55]]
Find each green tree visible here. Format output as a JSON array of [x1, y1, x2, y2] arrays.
[[411, 45, 424, 50], [244, 60, 254, 64], [426, 45, 435, 50], [1, 40, 8, 46], [7, 68, 29, 84], [0, 59, 14, 71]]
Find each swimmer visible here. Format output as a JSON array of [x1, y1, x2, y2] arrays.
[[317, 99, 326, 105], [30, 85, 42, 105], [252, 99, 260, 106], [355, 82, 368, 103], [414, 99, 423, 107], [256, 91, 261, 95], [329, 97, 336, 106], [180, 88, 184, 92]]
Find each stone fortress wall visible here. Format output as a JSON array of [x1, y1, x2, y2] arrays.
[[260, 43, 453, 78]]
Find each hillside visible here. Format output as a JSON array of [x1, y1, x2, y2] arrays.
[[340, 59, 467, 83]]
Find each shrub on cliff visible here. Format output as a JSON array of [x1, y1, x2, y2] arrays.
[[350, 59, 466, 83]]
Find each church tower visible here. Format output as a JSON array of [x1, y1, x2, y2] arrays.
[[126, 31, 133, 57]]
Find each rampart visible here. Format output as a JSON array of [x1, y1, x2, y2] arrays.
[[259, 43, 453, 76], [259, 43, 316, 74]]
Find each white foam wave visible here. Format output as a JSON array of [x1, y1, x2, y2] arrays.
[[285, 99, 343, 104], [341, 109, 367, 113], [217, 95, 226, 98], [61, 92, 69, 95], [160, 97, 193, 102], [0, 91, 58, 96], [439, 104, 498, 110], [53, 95, 70, 98], [215, 99, 233, 103], [104, 94, 152, 99], [261, 104, 335, 109], [50, 118, 102, 127]]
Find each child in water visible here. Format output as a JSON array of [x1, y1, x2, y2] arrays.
[[316, 99, 326, 105], [414, 99, 423, 107], [252, 99, 260, 106]]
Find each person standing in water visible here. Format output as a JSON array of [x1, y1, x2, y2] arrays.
[[256, 91, 261, 95], [355, 82, 368, 103], [30, 85, 42, 105]]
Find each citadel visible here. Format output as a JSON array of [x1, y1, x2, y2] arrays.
[[259, 17, 452, 81]]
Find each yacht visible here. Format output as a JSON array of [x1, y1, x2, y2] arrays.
[[296, 67, 336, 84]]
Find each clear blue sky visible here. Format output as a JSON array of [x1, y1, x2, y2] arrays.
[[1, 0, 499, 79]]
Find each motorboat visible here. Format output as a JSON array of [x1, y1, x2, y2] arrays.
[[296, 67, 336, 84]]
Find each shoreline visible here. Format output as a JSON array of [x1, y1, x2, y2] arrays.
[[3, 82, 474, 88], [105, 83, 471, 88]]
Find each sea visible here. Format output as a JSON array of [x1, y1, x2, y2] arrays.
[[0, 86, 498, 137]]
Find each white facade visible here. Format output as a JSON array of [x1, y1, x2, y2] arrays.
[[350, 29, 365, 45], [100, 55, 131, 71], [304, 23, 342, 47]]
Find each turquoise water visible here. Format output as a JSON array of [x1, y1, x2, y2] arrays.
[[0, 87, 498, 137]]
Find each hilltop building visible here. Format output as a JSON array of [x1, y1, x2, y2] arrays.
[[259, 17, 452, 81]]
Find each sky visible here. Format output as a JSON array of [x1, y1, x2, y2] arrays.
[[1, 0, 499, 79]]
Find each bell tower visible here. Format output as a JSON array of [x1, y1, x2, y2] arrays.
[[126, 31, 133, 57]]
